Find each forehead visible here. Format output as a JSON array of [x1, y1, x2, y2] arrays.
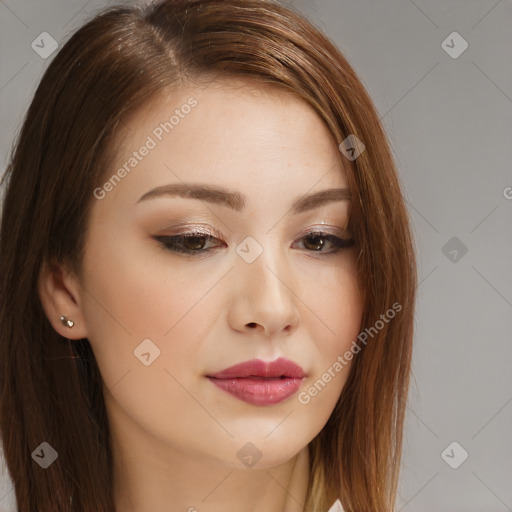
[[97, 78, 351, 213]]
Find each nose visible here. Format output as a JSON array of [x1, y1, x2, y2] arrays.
[[227, 240, 301, 338]]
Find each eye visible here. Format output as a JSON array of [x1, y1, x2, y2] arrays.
[[153, 230, 223, 256], [294, 231, 355, 254], [153, 230, 355, 257]]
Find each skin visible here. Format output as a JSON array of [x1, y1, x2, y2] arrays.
[[38, 79, 364, 512]]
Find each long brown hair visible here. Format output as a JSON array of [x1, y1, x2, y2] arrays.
[[0, 1, 417, 510]]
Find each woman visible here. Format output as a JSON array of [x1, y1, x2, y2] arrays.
[[0, 0, 417, 511]]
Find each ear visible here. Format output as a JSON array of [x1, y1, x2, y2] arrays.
[[37, 260, 89, 340]]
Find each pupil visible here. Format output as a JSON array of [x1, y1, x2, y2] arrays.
[[184, 236, 205, 250], [305, 235, 324, 251]]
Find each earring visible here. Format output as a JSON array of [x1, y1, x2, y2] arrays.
[[60, 315, 74, 328]]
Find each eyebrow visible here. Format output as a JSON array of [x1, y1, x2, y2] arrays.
[[136, 183, 352, 215]]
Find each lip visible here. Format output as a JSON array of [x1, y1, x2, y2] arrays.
[[206, 357, 306, 406]]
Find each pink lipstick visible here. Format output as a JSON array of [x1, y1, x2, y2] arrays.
[[207, 357, 306, 406]]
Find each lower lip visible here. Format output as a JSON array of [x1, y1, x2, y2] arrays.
[[207, 376, 304, 406]]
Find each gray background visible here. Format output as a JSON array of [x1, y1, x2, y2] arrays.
[[1, 1, 511, 511]]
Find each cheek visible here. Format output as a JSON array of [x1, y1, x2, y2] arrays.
[[296, 258, 363, 412], [80, 238, 225, 387], [305, 253, 364, 347], [79, 245, 225, 449]]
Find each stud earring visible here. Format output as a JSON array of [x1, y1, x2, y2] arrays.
[[60, 315, 74, 328]]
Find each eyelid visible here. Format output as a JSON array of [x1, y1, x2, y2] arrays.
[[159, 221, 349, 236], [297, 224, 351, 239], [160, 224, 222, 238]]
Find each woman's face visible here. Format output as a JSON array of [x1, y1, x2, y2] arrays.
[[78, 80, 364, 469]]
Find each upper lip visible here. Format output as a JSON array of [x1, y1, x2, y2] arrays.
[[207, 357, 306, 379]]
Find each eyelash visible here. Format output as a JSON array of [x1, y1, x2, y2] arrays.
[[153, 229, 355, 257]]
